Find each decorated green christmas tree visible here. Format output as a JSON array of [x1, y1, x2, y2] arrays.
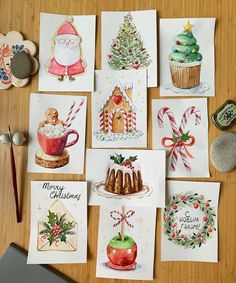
[[107, 13, 152, 70]]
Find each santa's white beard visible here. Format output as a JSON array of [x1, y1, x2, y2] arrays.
[[54, 42, 81, 66]]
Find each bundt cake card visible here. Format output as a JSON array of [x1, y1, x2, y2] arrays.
[[86, 149, 166, 207], [92, 70, 147, 148], [96, 205, 156, 280], [39, 13, 96, 92], [101, 10, 157, 87], [152, 98, 209, 178], [27, 93, 86, 174], [160, 18, 215, 96], [161, 181, 220, 262], [27, 181, 87, 264]]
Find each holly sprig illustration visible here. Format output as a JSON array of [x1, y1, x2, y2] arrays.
[[110, 154, 138, 165], [172, 131, 190, 143], [163, 192, 216, 249], [39, 210, 75, 246]]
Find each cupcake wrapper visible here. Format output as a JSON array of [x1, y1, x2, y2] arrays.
[[169, 63, 201, 89]]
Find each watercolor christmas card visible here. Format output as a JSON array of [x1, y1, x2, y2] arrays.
[[102, 10, 157, 87], [96, 205, 156, 280], [27, 93, 86, 174], [160, 18, 215, 96], [92, 70, 147, 148], [27, 181, 87, 264], [86, 149, 166, 207], [152, 98, 209, 178], [161, 180, 220, 262], [39, 13, 96, 92]]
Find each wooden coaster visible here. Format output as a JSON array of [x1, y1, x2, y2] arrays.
[[35, 149, 69, 169]]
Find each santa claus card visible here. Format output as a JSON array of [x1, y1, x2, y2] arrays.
[[92, 70, 147, 148], [27, 181, 87, 264], [96, 205, 156, 280], [161, 180, 220, 262], [27, 93, 86, 174], [39, 13, 96, 92]]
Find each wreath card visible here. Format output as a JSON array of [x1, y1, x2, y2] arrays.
[[27, 93, 86, 174], [152, 98, 209, 178], [92, 70, 147, 148], [39, 13, 96, 92], [86, 149, 166, 207], [96, 205, 156, 280], [161, 180, 220, 262], [160, 18, 215, 96], [27, 181, 87, 264], [101, 10, 157, 87]]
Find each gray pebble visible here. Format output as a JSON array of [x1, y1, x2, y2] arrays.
[[210, 132, 236, 173], [10, 51, 33, 79]]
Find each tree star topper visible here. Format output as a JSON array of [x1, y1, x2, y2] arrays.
[[183, 20, 194, 32]]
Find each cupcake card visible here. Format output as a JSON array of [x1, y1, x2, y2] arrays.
[[161, 181, 220, 262], [152, 98, 209, 178], [96, 205, 156, 280], [27, 181, 87, 264], [86, 149, 166, 207], [160, 18, 215, 96], [27, 93, 87, 174], [101, 10, 157, 87], [39, 13, 96, 92], [92, 70, 147, 148]]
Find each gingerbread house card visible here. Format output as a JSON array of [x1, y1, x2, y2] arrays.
[[27, 181, 87, 264], [92, 70, 147, 148]]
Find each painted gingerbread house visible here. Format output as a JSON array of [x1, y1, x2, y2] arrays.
[[99, 81, 137, 134]]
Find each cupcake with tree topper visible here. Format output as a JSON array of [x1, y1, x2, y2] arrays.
[[169, 21, 202, 89]]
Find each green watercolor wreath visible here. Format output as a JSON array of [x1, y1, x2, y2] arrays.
[[163, 192, 216, 249]]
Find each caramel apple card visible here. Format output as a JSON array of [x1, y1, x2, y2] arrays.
[[102, 10, 157, 87], [86, 149, 166, 207], [96, 205, 156, 280], [27, 181, 87, 264], [152, 98, 209, 178], [39, 13, 96, 92], [160, 18, 215, 96], [161, 181, 220, 262], [27, 93, 86, 174], [92, 70, 147, 148]]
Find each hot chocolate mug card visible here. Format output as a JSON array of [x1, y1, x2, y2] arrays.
[[27, 93, 86, 174], [27, 181, 87, 264], [39, 13, 96, 92], [161, 180, 220, 262], [92, 70, 147, 148], [160, 18, 215, 96], [152, 98, 209, 178], [102, 10, 157, 88], [86, 149, 166, 207], [96, 205, 156, 280]]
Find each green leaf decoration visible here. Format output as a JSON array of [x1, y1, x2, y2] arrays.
[[47, 210, 58, 226], [48, 233, 55, 246], [39, 229, 50, 235], [126, 155, 138, 162], [60, 234, 67, 243], [180, 131, 190, 142], [110, 154, 125, 164], [172, 135, 178, 143]]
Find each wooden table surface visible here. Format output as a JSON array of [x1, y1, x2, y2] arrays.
[[0, 0, 235, 282]]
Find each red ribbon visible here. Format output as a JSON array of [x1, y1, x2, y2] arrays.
[[161, 135, 195, 159], [110, 210, 135, 228]]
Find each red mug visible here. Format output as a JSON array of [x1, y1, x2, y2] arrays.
[[37, 128, 79, 156]]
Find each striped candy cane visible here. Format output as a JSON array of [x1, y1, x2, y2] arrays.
[[179, 106, 201, 135], [99, 111, 104, 131], [64, 101, 76, 126], [66, 98, 85, 128], [108, 109, 127, 133]]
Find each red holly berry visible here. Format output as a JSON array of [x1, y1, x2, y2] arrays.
[[180, 195, 185, 201], [193, 203, 199, 209], [203, 216, 208, 222], [197, 232, 201, 238], [171, 223, 177, 228], [205, 203, 210, 208], [172, 204, 178, 210], [176, 40, 180, 45], [208, 227, 213, 233], [171, 233, 176, 238], [180, 234, 185, 239], [166, 216, 171, 221]]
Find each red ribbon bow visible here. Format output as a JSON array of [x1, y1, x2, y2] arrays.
[[110, 210, 135, 228]]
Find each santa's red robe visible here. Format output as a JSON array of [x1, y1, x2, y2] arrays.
[[47, 58, 85, 76]]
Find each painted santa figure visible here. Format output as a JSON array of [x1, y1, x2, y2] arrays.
[[46, 16, 86, 81]]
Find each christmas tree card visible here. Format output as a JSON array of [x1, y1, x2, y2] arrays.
[[160, 18, 215, 96], [161, 180, 220, 262], [27, 181, 87, 264], [96, 205, 156, 280], [27, 93, 86, 174], [92, 70, 147, 148], [39, 13, 96, 92], [152, 98, 209, 178], [86, 149, 166, 207], [102, 10, 157, 88]]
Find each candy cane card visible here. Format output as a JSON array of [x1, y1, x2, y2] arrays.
[[96, 205, 156, 280], [161, 180, 220, 262], [27, 93, 87, 174], [152, 98, 209, 178]]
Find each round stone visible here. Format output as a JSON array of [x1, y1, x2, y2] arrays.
[[10, 51, 33, 79], [210, 132, 236, 173]]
